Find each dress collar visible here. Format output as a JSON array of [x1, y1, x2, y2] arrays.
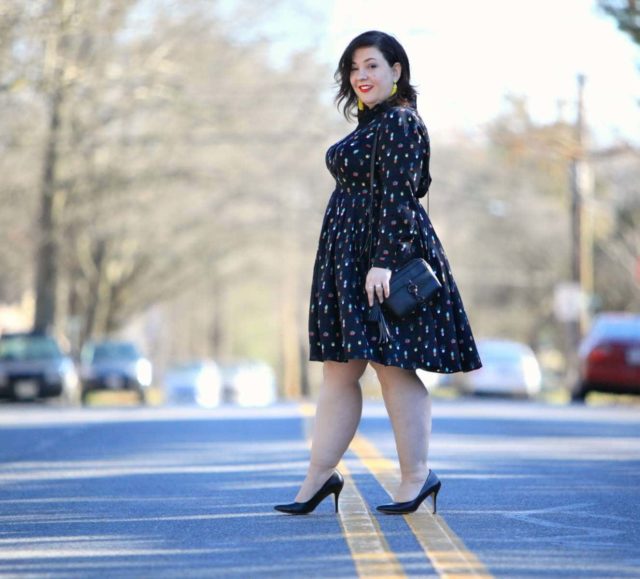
[[356, 96, 418, 128], [357, 100, 393, 128]]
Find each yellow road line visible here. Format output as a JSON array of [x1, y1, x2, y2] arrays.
[[299, 404, 406, 578], [337, 459, 406, 578], [351, 435, 494, 579]]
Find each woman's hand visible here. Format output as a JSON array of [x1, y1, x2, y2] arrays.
[[365, 267, 392, 307]]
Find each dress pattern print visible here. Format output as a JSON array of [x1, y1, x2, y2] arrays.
[[308, 103, 482, 373]]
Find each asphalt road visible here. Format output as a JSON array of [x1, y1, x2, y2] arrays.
[[0, 397, 639, 578]]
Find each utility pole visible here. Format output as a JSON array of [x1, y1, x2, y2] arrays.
[[569, 74, 585, 290], [570, 74, 595, 336], [566, 74, 594, 371]]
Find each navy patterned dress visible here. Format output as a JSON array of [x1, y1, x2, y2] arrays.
[[308, 101, 482, 373]]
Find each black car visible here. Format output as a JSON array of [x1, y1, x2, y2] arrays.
[[0, 332, 80, 403], [80, 340, 152, 404]]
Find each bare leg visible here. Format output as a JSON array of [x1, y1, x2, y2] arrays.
[[295, 359, 368, 502], [371, 362, 432, 502]]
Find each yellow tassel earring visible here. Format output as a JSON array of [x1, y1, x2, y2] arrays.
[[391, 82, 398, 96], [357, 98, 364, 111]]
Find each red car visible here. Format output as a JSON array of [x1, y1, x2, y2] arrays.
[[573, 312, 640, 401]]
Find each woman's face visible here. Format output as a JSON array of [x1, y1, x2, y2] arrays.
[[350, 46, 401, 110]]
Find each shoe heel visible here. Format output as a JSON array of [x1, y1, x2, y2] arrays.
[[432, 483, 441, 514], [334, 488, 341, 513]]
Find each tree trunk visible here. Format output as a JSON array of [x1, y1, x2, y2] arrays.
[[81, 239, 107, 344], [33, 86, 63, 332], [209, 274, 226, 359]]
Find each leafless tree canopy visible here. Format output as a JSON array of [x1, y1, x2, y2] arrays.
[[0, 2, 637, 392]]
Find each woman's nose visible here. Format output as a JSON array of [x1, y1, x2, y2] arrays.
[[356, 68, 368, 80]]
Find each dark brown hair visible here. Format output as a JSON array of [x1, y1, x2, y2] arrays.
[[335, 30, 418, 121]]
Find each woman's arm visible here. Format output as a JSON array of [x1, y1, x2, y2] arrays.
[[370, 108, 431, 270]]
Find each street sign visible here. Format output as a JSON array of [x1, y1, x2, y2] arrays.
[[553, 282, 584, 322]]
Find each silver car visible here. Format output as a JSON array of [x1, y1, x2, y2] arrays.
[[163, 360, 222, 408], [463, 339, 542, 398], [419, 339, 542, 398], [80, 340, 152, 404]]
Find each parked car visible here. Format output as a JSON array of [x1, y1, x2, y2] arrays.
[[163, 360, 223, 407], [463, 339, 542, 398], [220, 360, 277, 407], [80, 340, 152, 404], [573, 312, 640, 401], [419, 339, 542, 398], [0, 331, 79, 403]]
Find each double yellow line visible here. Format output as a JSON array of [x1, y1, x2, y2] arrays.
[[299, 403, 493, 579]]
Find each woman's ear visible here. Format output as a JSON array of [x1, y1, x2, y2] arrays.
[[392, 62, 402, 82]]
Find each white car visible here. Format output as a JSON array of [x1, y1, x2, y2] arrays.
[[221, 360, 277, 407], [419, 339, 542, 398], [163, 361, 222, 408], [463, 339, 542, 398]]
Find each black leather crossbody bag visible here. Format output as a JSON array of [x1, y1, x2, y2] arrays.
[[361, 122, 442, 343], [383, 256, 442, 318]]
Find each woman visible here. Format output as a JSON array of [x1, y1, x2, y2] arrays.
[[275, 31, 482, 516]]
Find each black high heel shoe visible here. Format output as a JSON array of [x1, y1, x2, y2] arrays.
[[376, 469, 441, 515], [274, 471, 344, 515]]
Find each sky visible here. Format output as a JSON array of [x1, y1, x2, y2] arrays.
[[225, 0, 640, 147]]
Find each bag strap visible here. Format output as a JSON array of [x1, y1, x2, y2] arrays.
[[361, 117, 432, 345], [358, 126, 380, 263], [360, 125, 390, 343]]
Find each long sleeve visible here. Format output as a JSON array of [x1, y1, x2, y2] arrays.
[[370, 108, 432, 269]]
